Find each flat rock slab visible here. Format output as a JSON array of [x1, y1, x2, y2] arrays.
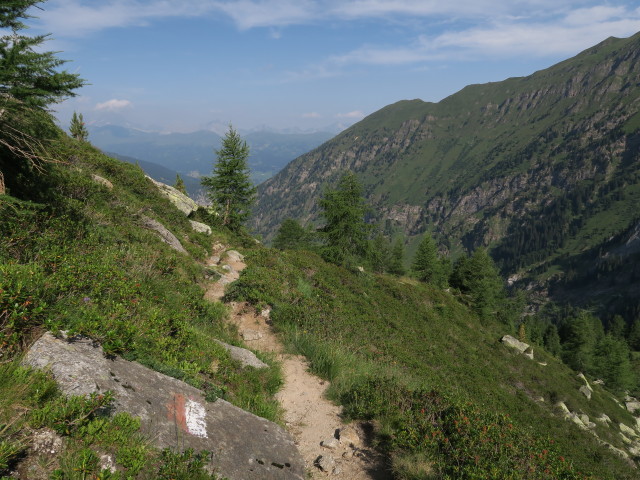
[[24, 333, 304, 480]]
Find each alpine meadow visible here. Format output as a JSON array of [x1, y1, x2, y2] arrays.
[[3, 1, 640, 479]]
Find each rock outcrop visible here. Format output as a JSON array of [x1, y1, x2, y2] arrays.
[[24, 332, 304, 480], [577, 373, 593, 400], [146, 176, 198, 216], [501, 335, 534, 360], [91, 174, 113, 190], [139, 214, 187, 254], [189, 219, 212, 235]]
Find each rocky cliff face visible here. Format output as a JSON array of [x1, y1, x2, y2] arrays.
[[252, 33, 640, 296]]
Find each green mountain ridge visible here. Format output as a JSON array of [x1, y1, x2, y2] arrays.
[[251, 32, 640, 319]]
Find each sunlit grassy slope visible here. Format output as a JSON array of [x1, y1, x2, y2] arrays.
[[227, 247, 638, 479]]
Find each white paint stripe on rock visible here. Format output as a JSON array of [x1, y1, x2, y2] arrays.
[[185, 399, 208, 438]]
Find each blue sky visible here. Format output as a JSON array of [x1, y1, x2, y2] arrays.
[[25, 0, 640, 133]]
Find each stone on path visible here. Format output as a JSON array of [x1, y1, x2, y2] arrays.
[[315, 454, 335, 473]]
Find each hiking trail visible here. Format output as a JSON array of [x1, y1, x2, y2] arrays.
[[204, 244, 391, 479]]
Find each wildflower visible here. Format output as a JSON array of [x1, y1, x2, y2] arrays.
[[83, 297, 91, 303]]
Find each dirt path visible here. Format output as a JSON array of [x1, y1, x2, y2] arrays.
[[205, 245, 391, 479]]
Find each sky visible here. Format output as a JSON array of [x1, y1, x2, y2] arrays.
[[22, 0, 640, 134]]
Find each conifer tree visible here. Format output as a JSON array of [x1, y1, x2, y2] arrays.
[[0, 1, 84, 109], [450, 247, 505, 321], [273, 218, 313, 251], [0, 0, 85, 192], [174, 173, 187, 194], [318, 172, 371, 265], [201, 125, 256, 231], [69, 112, 88, 142], [388, 237, 406, 276], [518, 322, 527, 343], [608, 315, 626, 339], [369, 233, 391, 273], [412, 233, 445, 285], [592, 334, 635, 392], [628, 318, 640, 351], [543, 324, 562, 356], [561, 312, 597, 372]]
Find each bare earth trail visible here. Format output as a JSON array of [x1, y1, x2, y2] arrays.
[[204, 245, 391, 479]]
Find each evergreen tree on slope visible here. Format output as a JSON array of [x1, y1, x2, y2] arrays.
[[319, 172, 371, 266], [69, 112, 88, 142], [0, 0, 85, 194], [412, 233, 448, 286], [201, 126, 256, 231]]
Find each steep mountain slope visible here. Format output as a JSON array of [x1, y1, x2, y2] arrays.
[[252, 33, 640, 311]]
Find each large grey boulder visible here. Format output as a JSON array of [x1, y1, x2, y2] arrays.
[[189, 220, 212, 235], [146, 176, 198, 216], [501, 335, 534, 359], [577, 373, 593, 400], [214, 340, 268, 369], [24, 333, 304, 480], [501, 335, 529, 353], [139, 215, 187, 254]]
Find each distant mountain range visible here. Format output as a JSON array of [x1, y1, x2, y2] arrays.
[[104, 151, 206, 201], [88, 125, 335, 187], [252, 32, 640, 319]]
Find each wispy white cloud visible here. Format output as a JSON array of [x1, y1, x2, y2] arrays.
[[336, 110, 365, 119], [34, 1, 640, 82], [36, 0, 213, 37], [95, 99, 132, 111], [302, 112, 322, 118], [213, 0, 317, 30], [427, 6, 640, 57], [282, 2, 640, 82]]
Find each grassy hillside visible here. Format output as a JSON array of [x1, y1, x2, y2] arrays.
[[226, 248, 639, 479], [0, 135, 281, 477]]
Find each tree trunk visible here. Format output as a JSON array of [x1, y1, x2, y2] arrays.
[[223, 198, 231, 225]]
